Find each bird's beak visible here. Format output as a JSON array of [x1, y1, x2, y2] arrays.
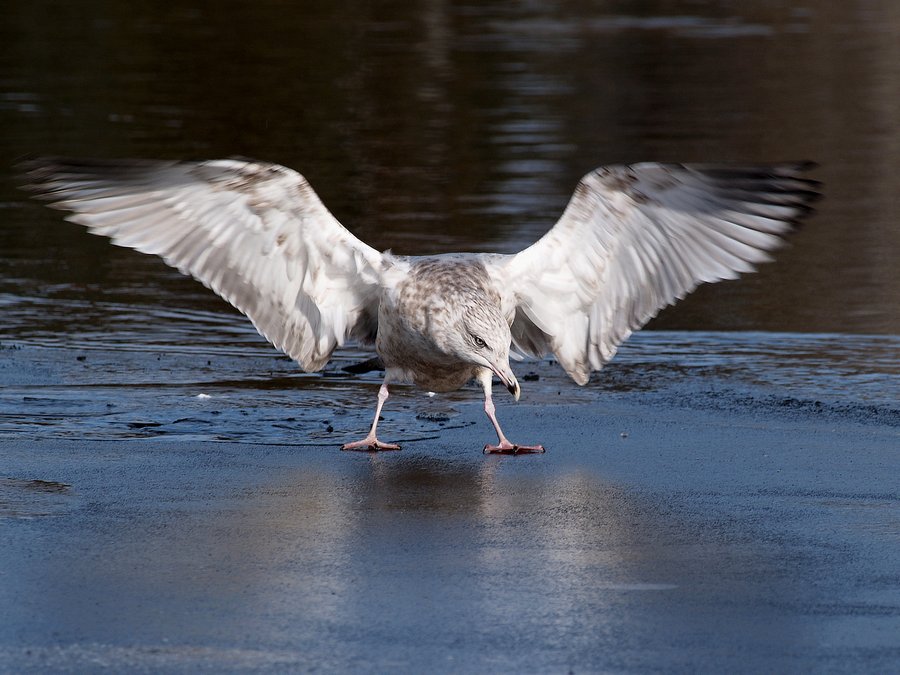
[[492, 364, 520, 401]]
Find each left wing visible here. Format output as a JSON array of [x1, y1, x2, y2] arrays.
[[498, 162, 820, 384]]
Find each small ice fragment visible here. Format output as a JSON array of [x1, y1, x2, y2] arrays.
[[196, 393, 211, 399], [427, 391, 436, 397]]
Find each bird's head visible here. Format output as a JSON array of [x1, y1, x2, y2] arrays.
[[452, 305, 520, 401]]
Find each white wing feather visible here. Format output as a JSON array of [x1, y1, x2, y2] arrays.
[[22, 157, 385, 370], [500, 162, 819, 384]]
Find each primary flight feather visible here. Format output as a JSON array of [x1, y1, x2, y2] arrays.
[[21, 157, 819, 453]]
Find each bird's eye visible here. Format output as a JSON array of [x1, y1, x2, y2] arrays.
[[473, 335, 487, 349]]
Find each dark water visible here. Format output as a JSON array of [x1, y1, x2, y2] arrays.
[[1, 6, 899, 671], [0, 0, 898, 428]]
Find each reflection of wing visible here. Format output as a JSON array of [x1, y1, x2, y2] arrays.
[[22, 157, 386, 370], [501, 163, 819, 384]]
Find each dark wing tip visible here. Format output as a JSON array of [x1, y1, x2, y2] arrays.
[[769, 162, 822, 228], [690, 160, 819, 179], [15, 156, 191, 207], [673, 161, 821, 235], [14, 155, 66, 198], [14, 156, 102, 202], [789, 160, 818, 172], [695, 159, 822, 200], [14, 153, 49, 179]]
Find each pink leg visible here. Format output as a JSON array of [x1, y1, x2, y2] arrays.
[[479, 372, 544, 455], [341, 382, 401, 452]]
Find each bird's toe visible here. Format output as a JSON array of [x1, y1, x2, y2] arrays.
[[341, 438, 401, 452]]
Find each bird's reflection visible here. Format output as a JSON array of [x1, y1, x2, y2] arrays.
[[23, 452, 800, 656], [206, 455, 795, 646]]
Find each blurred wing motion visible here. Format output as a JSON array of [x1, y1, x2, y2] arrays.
[[21, 157, 386, 370], [502, 162, 820, 384]]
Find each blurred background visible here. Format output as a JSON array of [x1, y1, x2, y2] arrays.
[[1, 0, 898, 335], [0, 1, 898, 439]]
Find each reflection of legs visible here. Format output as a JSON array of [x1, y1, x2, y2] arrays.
[[341, 381, 401, 452], [479, 371, 545, 455]]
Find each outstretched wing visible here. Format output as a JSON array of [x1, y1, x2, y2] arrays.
[[21, 157, 386, 370], [500, 162, 820, 384]]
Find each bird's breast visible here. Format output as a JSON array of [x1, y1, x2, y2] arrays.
[[375, 289, 475, 392]]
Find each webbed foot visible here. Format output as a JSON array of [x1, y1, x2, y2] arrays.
[[483, 441, 545, 455], [341, 437, 401, 452]]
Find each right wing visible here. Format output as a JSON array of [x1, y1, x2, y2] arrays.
[[21, 157, 386, 370]]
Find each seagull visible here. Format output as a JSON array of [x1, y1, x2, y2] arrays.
[[20, 158, 819, 453]]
